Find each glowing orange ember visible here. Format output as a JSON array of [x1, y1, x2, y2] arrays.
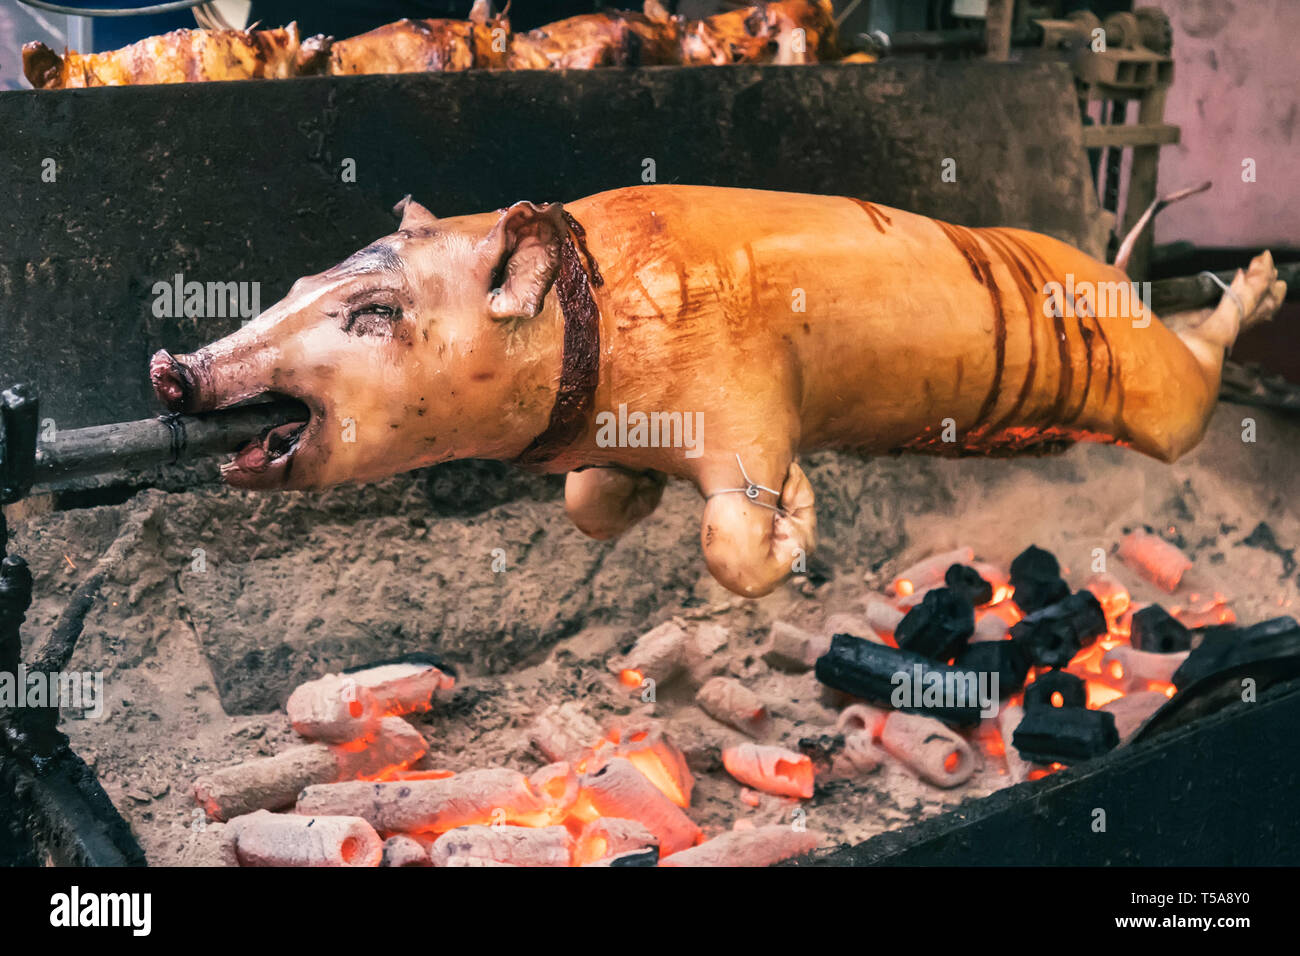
[[619, 668, 644, 688]]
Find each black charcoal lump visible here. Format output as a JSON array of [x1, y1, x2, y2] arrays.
[[1012, 706, 1119, 764], [1011, 591, 1107, 668], [894, 587, 975, 661], [1023, 668, 1086, 711], [1009, 545, 1069, 613], [813, 634, 983, 725], [944, 563, 994, 607], [954, 640, 1029, 696], [1130, 605, 1192, 654]]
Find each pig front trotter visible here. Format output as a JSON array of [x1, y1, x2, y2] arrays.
[[564, 467, 667, 540], [700, 460, 817, 598]]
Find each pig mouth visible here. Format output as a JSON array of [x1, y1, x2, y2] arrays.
[[221, 394, 314, 488]]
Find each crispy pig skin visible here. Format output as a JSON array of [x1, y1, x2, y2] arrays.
[[681, 0, 837, 65], [328, 16, 509, 75], [23, 23, 309, 89], [507, 11, 683, 70], [22, 1, 837, 88]]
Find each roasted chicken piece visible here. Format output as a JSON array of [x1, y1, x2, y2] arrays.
[[22, 23, 327, 90]]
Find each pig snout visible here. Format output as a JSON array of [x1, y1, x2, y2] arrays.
[[150, 337, 277, 414], [149, 350, 197, 412]]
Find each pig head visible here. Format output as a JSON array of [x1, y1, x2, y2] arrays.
[[151, 198, 578, 489]]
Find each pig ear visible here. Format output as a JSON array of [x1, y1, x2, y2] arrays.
[[392, 195, 438, 232], [480, 200, 567, 321]]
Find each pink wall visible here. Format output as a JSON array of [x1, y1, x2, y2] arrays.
[[1156, 0, 1300, 249]]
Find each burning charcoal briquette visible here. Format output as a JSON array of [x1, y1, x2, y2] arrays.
[[814, 634, 983, 725], [1129, 605, 1192, 653], [1009, 545, 1069, 613], [1023, 669, 1086, 711], [954, 640, 1029, 696], [1011, 706, 1119, 765], [894, 586, 975, 661], [944, 563, 994, 606], [1173, 615, 1300, 688], [1010, 590, 1107, 668]]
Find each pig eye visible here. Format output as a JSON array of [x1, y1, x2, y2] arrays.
[[344, 303, 401, 337]]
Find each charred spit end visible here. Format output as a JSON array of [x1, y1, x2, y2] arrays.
[[21, 42, 62, 89], [1009, 544, 1069, 613], [149, 350, 195, 412]]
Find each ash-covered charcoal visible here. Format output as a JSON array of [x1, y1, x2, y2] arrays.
[[944, 563, 994, 606], [763, 620, 831, 672], [193, 716, 428, 821], [1009, 545, 1069, 613], [806, 728, 880, 777], [721, 743, 814, 799], [659, 825, 819, 867], [863, 598, 906, 635], [890, 547, 974, 596], [1011, 591, 1107, 668], [814, 634, 984, 725], [894, 587, 975, 661], [1119, 529, 1192, 592], [381, 834, 430, 868], [1130, 605, 1192, 654], [1011, 706, 1119, 764], [695, 676, 770, 737], [225, 810, 383, 867], [1023, 669, 1086, 711], [1103, 644, 1186, 691], [1174, 615, 1300, 688], [1100, 690, 1169, 744], [578, 758, 701, 856], [878, 711, 976, 788], [574, 818, 659, 866], [954, 639, 1029, 695]]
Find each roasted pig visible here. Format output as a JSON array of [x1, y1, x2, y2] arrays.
[[23, 23, 328, 90], [22, 1, 839, 89]]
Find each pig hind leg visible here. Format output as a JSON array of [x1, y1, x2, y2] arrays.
[[1170, 251, 1286, 384], [565, 467, 668, 540], [1120, 251, 1285, 463]]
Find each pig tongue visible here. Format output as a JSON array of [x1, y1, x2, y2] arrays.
[[232, 421, 303, 472]]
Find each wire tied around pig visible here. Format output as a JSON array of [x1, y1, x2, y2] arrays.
[[706, 453, 789, 515]]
